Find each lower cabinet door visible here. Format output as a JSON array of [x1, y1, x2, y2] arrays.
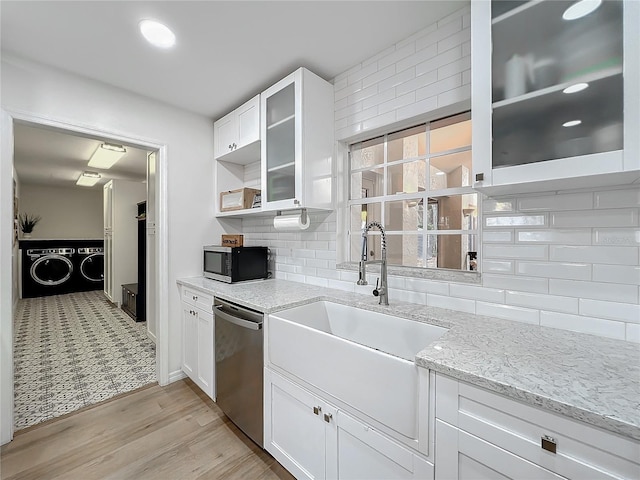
[[196, 307, 214, 399], [181, 304, 196, 379], [435, 420, 565, 480], [265, 369, 334, 480], [336, 411, 433, 480]]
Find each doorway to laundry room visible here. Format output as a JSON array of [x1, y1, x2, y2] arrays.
[[11, 122, 159, 430]]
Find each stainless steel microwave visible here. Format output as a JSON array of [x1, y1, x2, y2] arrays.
[[203, 246, 269, 283]]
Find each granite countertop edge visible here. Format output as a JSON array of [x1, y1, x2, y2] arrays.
[[177, 277, 640, 441]]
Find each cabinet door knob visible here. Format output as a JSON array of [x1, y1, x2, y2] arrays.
[[541, 435, 557, 454], [323, 413, 332, 423], [228, 144, 233, 150], [313, 406, 321, 415]]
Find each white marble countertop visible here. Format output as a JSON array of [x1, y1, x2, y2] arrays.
[[177, 276, 640, 441]]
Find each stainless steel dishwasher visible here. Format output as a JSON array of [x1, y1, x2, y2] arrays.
[[214, 298, 264, 447]]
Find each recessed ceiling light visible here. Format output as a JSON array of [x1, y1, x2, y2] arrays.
[[562, 120, 582, 127], [88, 143, 127, 169], [76, 172, 101, 187], [562, 0, 602, 21], [139, 19, 176, 49], [563, 83, 589, 94], [435, 171, 446, 176]]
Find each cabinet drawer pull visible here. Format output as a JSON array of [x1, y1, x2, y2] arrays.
[[323, 413, 332, 423], [541, 435, 556, 454], [313, 406, 321, 415]]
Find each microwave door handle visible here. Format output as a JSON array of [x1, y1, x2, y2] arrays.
[[214, 306, 263, 330]]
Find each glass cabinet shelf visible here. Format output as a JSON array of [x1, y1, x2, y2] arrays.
[[267, 114, 294, 130]]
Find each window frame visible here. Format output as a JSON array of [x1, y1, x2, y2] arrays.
[[344, 112, 479, 273]]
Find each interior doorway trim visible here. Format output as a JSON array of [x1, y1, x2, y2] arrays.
[[0, 107, 170, 444]]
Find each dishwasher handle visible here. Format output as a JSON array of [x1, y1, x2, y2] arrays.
[[215, 305, 263, 331]]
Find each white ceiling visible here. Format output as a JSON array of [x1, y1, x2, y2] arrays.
[[13, 123, 148, 188], [2, 0, 464, 189]]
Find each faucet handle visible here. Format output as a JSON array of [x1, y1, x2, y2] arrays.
[[373, 278, 380, 297]]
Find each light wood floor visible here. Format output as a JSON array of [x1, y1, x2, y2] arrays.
[[1, 379, 294, 480]]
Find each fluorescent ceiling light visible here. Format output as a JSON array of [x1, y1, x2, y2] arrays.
[[563, 83, 589, 94], [435, 171, 446, 176], [76, 171, 101, 187], [562, 120, 582, 127], [88, 143, 126, 169], [563, 0, 601, 20], [139, 19, 176, 48]]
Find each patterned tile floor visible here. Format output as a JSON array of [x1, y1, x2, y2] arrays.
[[13, 290, 156, 430]]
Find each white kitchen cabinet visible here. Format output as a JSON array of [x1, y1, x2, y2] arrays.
[[472, 0, 640, 194], [103, 179, 146, 306], [214, 94, 260, 162], [265, 368, 433, 480], [434, 373, 640, 480], [260, 67, 334, 212], [180, 286, 214, 400]]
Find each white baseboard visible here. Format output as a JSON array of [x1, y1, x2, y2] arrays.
[[168, 369, 187, 384]]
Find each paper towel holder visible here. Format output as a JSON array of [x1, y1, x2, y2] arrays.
[[276, 208, 308, 224]]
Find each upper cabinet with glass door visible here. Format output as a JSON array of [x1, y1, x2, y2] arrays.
[[260, 67, 334, 212], [472, 0, 639, 194]]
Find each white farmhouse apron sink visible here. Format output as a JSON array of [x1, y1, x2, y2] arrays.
[[267, 301, 447, 440]]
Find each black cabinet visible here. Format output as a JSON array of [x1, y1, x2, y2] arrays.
[[122, 201, 146, 321]]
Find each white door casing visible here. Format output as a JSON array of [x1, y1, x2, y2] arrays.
[[0, 108, 170, 445]]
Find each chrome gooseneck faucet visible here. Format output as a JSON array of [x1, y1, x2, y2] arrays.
[[357, 221, 389, 305]]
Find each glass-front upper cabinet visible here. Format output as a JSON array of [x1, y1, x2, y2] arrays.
[[472, 0, 639, 193], [260, 67, 334, 212]]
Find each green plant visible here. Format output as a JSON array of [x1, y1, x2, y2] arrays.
[[18, 213, 41, 233]]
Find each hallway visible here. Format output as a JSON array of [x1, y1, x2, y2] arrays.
[[13, 290, 156, 430]]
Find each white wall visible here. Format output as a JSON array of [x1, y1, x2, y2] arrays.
[[243, 5, 640, 343], [1, 55, 222, 387], [11, 170, 20, 307], [19, 184, 103, 239]]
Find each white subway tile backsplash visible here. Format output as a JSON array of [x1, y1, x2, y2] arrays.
[[437, 28, 470, 54], [517, 192, 593, 211], [437, 83, 471, 107], [482, 260, 514, 274], [348, 84, 378, 105], [483, 274, 548, 294], [404, 277, 450, 295], [396, 24, 437, 49], [506, 291, 578, 314], [387, 275, 406, 290], [416, 47, 463, 78], [549, 279, 639, 303], [450, 284, 504, 303], [378, 67, 416, 93], [362, 87, 396, 110], [417, 16, 462, 51], [550, 245, 638, 265], [363, 111, 398, 131], [427, 293, 476, 313], [476, 302, 539, 325], [316, 268, 340, 280], [593, 228, 640, 246], [327, 279, 355, 292], [592, 264, 640, 285], [416, 75, 461, 102], [396, 96, 438, 122], [335, 80, 363, 102], [362, 64, 396, 90], [517, 229, 592, 245], [540, 311, 626, 340], [594, 188, 640, 209], [348, 62, 378, 85], [396, 70, 438, 97], [285, 273, 307, 283], [483, 230, 514, 243], [403, 290, 428, 305], [484, 244, 547, 260], [462, 69, 471, 85], [626, 324, 640, 343], [437, 56, 471, 80], [517, 261, 591, 281], [551, 209, 639, 228], [485, 215, 546, 227], [482, 198, 515, 213], [378, 92, 416, 115], [306, 276, 328, 288], [396, 44, 438, 73], [378, 42, 416, 69], [579, 299, 640, 323]]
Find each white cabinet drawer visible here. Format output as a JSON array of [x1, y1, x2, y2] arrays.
[[435, 374, 640, 480], [181, 287, 213, 312]]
